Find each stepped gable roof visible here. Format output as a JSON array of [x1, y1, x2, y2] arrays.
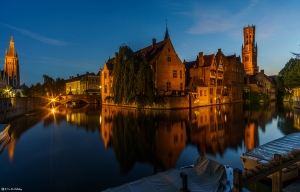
[[203, 54, 214, 67], [134, 39, 166, 63]]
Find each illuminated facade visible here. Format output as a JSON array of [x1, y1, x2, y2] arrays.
[[4, 35, 20, 86], [65, 72, 100, 95], [185, 49, 244, 105], [242, 25, 258, 75]]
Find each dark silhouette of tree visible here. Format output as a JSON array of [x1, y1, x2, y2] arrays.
[[112, 45, 156, 107]]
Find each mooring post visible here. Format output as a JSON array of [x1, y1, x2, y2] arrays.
[[233, 168, 242, 192], [272, 154, 282, 192], [180, 172, 190, 192]]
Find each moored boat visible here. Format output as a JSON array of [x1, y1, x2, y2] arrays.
[[0, 124, 11, 153], [103, 156, 234, 192]]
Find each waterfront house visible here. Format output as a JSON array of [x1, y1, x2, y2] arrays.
[[65, 72, 100, 95], [185, 49, 244, 106], [100, 27, 185, 103], [244, 70, 276, 101]]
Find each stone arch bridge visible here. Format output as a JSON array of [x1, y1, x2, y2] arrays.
[[59, 95, 101, 104]]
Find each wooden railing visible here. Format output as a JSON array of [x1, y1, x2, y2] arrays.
[[233, 154, 300, 192]]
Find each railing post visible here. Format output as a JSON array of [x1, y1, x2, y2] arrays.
[[180, 172, 190, 192], [272, 154, 282, 192], [233, 168, 242, 192]]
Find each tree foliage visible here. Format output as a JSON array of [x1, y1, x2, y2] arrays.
[[23, 75, 65, 97], [112, 45, 156, 107], [276, 58, 300, 95]]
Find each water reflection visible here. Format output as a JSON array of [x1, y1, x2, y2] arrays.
[[1, 102, 299, 191], [99, 102, 290, 173]]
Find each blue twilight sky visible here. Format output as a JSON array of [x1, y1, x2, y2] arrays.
[[1, 0, 300, 86]]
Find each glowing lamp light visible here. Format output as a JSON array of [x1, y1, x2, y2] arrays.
[[51, 98, 56, 102], [51, 108, 55, 114]]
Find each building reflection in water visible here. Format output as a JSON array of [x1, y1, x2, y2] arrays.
[[3, 102, 296, 175], [99, 103, 282, 173]]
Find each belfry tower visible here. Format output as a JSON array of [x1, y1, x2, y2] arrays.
[[242, 25, 258, 75], [4, 35, 20, 86]]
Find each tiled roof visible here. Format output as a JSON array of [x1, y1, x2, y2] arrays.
[[134, 39, 166, 63]]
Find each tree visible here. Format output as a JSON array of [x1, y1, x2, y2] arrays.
[[276, 58, 300, 96], [43, 74, 55, 97], [22, 84, 30, 97], [112, 45, 156, 107]]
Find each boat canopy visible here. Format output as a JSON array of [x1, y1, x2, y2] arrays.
[[246, 132, 300, 161], [103, 156, 227, 192]]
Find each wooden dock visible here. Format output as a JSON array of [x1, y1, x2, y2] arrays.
[[233, 154, 300, 192]]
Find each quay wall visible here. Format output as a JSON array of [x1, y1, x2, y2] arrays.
[[0, 97, 48, 123], [102, 94, 241, 109]]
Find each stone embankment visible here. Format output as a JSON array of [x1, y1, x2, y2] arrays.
[[0, 97, 48, 123]]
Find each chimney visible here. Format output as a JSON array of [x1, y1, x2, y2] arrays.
[[218, 48, 221, 52], [114, 52, 118, 58], [198, 52, 203, 66], [260, 69, 264, 74], [152, 38, 156, 47], [77, 74, 79, 77]]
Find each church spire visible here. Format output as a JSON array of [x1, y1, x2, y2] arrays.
[[164, 20, 169, 40], [10, 34, 14, 42]]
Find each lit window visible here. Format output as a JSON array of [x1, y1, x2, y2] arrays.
[[166, 82, 171, 91], [173, 70, 177, 78]]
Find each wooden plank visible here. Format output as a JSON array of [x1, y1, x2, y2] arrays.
[[272, 154, 282, 192]]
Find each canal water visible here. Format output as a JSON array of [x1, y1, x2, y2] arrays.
[[0, 102, 298, 191]]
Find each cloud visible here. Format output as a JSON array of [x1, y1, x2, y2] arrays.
[[0, 22, 69, 46], [186, 0, 257, 34]]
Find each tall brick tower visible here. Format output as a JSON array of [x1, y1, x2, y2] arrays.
[[242, 25, 258, 75], [4, 35, 20, 86]]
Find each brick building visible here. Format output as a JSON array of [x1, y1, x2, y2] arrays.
[[185, 49, 244, 106], [244, 69, 276, 101], [100, 27, 185, 103], [65, 72, 100, 95]]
